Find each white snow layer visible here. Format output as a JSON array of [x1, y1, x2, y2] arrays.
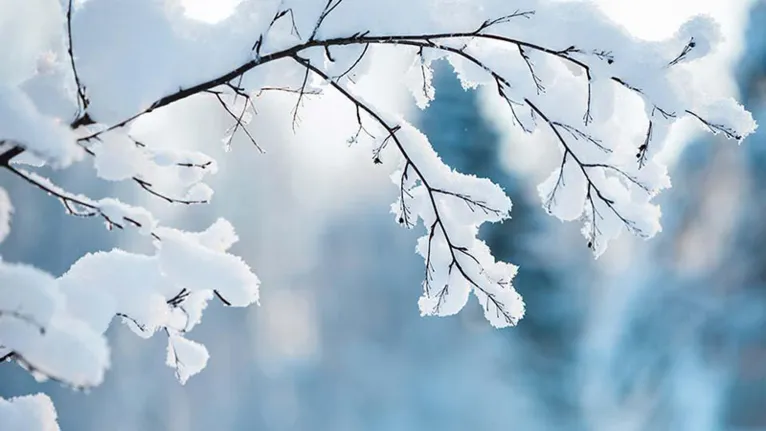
[[0, 0, 758, 428], [0, 220, 258, 391], [0, 394, 60, 431]]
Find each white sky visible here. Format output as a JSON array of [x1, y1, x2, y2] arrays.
[[179, 0, 242, 23]]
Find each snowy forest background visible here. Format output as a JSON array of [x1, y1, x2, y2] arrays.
[[2, 0, 765, 430]]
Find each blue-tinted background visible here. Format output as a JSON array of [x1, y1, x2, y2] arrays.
[[2, 3, 765, 430]]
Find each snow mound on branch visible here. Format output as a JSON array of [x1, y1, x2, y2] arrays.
[[0, 393, 60, 431], [0, 86, 81, 167], [0, 219, 257, 392]]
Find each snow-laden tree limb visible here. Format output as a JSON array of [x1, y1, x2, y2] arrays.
[[0, 0, 758, 428]]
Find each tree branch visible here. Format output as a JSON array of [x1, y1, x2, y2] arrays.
[[525, 98, 646, 247], [0, 145, 24, 167], [292, 54, 517, 324], [66, 0, 93, 128], [3, 164, 160, 240]]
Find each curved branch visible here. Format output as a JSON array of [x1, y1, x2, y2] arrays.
[[9, 351, 92, 390], [293, 54, 517, 324], [75, 29, 575, 143], [3, 164, 160, 240], [310, 0, 346, 41], [133, 178, 209, 205], [210, 90, 263, 152], [0, 145, 24, 167], [525, 99, 646, 244], [66, 0, 91, 128], [0, 17, 728, 169]]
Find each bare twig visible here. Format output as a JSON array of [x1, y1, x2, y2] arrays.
[[310, 0, 345, 41], [66, 0, 92, 128], [3, 164, 160, 239], [291, 65, 312, 131], [668, 38, 696, 67], [133, 178, 209, 205], [211, 91, 264, 153], [333, 43, 369, 81]]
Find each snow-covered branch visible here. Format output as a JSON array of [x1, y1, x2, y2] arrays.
[[293, 54, 522, 325], [0, 0, 758, 427]]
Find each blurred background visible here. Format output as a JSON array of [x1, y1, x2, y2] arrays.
[[1, 0, 765, 430]]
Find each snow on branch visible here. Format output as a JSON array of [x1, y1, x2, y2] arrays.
[[4, 164, 157, 236], [294, 54, 522, 325], [0, 0, 757, 339], [0, 0, 758, 427], [0, 218, 258, 391], [0, 393, 60, 431]]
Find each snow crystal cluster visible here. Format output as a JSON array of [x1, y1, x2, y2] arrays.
[[0, 0, 756, 428]]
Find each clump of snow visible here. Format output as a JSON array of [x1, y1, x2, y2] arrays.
[[96, 198, 157, 235], [157, 225, 260, 307], [0, 218, 257, 398], [0, 86, 82, 167], [0, 393, 60, 431], [91, 134, 150, 181], [0, 187, 11, 244], [166, 333, 209, 384], [0, 261, 110, 388]]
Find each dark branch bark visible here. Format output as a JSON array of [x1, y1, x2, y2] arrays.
[[293, 54, 517, 324], [0, 145, 24, 167], [3, 164, 161, 240], [525, 98, 645, 246], [67, 0, 91, 127]]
